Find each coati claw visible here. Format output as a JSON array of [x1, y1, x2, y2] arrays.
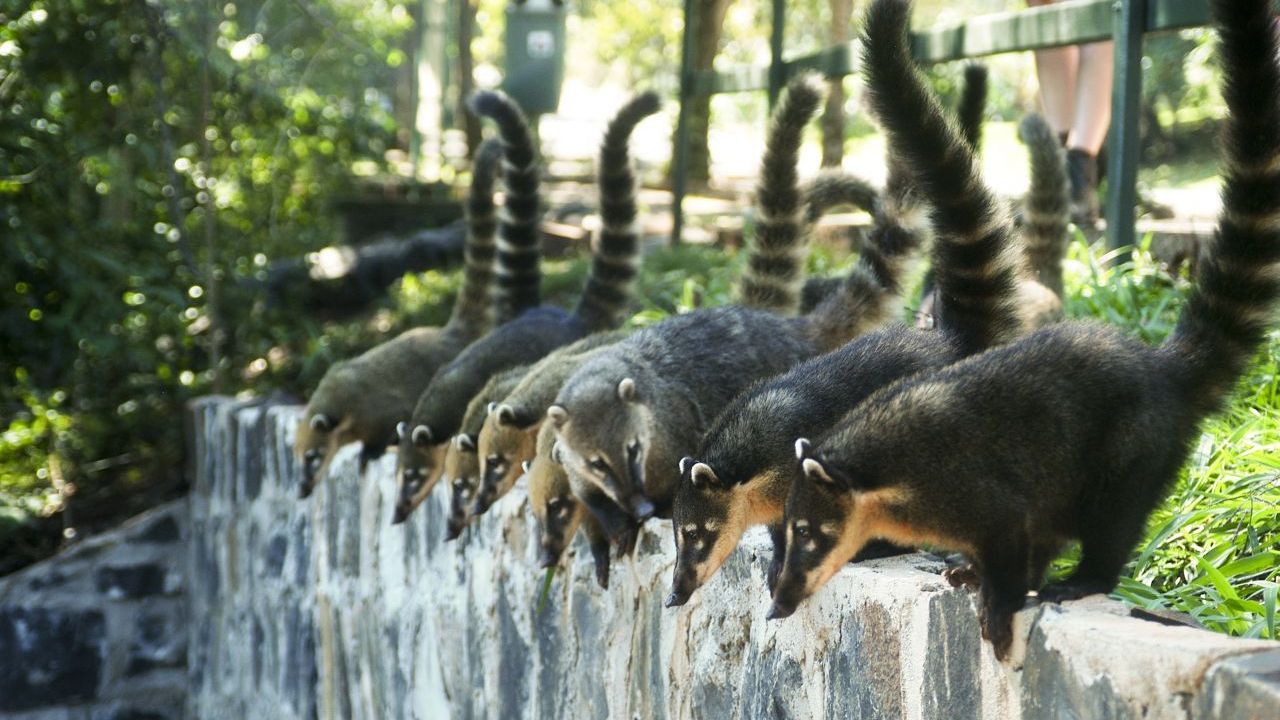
[[1038, 580, 1108, 603], [943, 564, 981, 590]]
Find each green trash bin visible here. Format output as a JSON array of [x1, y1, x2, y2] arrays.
[[503, 1, 566, 115]]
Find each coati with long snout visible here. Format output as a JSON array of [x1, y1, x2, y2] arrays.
[[666, 106, 1066, 605], [471, 171, 883, 521], [441, 364, 529, 540], [770, 0, 1280, 662], [392, 90, 661, 524], [293, 137, 503, 499], [472, 329, 629, 518], [527, 421, 616, 588], [549, 75, 931, 526]]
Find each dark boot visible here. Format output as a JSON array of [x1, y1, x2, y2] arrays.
[[1067, 148, 1101, 228]]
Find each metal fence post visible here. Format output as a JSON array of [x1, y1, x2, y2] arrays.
[[767, 0, 787, 108], [1104, 0, 1146, 252], [671, 0, 698, 245]]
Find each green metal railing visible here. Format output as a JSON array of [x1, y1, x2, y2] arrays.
[[669, 0, 1254, 248]]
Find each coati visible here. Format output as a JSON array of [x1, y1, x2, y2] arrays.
[[549, 75, 929, 526], [771, 0, 1280, 662], [666, 68, 1056, 607], [392, 90, 660, 523], [441, 365, 529, 541], [472, 329, 628, 517], [293, 137, 503, 498], [527, 421, 615, 588]]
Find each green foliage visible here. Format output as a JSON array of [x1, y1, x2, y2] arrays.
[[0, 0, 410, 546]]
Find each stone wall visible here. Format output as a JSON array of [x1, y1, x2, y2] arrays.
[[0, 501, 188, 720], [182, 395, 1280, 720], [5, 396, 1279, 719]]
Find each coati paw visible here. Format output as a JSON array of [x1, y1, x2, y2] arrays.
[[944, 564, 981, 590], [614, 525, 640, 557], [979, 609, 1015, 661], [1038, 580, 1109, 604]]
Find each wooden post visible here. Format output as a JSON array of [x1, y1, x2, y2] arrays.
[[1105, 0, 1146, 253], [671, 0, 698, 245]]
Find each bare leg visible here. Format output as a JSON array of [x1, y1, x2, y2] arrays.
[[1068, 41, 1114, 155], [1028, 0, 1078, 139]]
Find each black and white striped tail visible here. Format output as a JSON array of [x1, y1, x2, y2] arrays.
[[448, 137, 503, 332], [738, 74, 825, 315], [864, 0, 1022, 356], [575, 91, 662, 330], [1018, 113, 1070, 298], [470, 90, 543, 322], [1168, 0, 1280, 417]]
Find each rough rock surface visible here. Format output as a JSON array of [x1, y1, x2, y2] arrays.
[[0, 502, 188, 720], [182, 396, 1280, 719]]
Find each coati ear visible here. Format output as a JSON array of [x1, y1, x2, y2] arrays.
[[310, 414, 333, 432], [551, 441, 565, 465], [521, 460, 532, 474], [496, 404, 519, 427], [397, 421, 410, 442], [486, 402, 498, 416], [794, 438, 812, 461], [411, 425, 434, 448], [617, 377, 637, 402], [689, 462, 720, 489], [547, 404, 568, 428], [454, 434, 476, 453], [801, 458, 839, 487], [678, 456, 694, 477]]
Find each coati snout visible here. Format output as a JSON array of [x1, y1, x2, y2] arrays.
[[392, 437, 445, 525], [768, 438, 859, 619], [666, 456, 767, 607]]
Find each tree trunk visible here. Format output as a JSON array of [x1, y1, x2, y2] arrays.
[[821, 0, 854, 167], [673, 0, 735, 189], [457, 0, 482, 158]]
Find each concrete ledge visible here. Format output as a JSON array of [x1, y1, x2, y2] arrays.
[[186, 396, 1280, 720]]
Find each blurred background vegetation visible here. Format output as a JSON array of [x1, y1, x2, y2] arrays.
[[1, 0, 1272, 638]]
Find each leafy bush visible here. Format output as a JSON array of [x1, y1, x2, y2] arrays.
[[0, 0, 410, 564]]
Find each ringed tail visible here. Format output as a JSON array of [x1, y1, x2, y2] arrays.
[[957, 63, 988, 153], [575, 91, 662, 330], [800, 170, 880, 224], [469, 90, 543, 322], [738, 74, 825, 315], [1166, 0, 1280, 417], [448, 137, 504, 332], [804, 153, 931, 348], [1018, 113, 1071, 298], [863, 0, 1023, 356]]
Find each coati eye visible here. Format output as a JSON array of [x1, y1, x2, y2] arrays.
[[589, 457, 612, 475], [793, 523, 812, 539], [452, 478, 465, 488]]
